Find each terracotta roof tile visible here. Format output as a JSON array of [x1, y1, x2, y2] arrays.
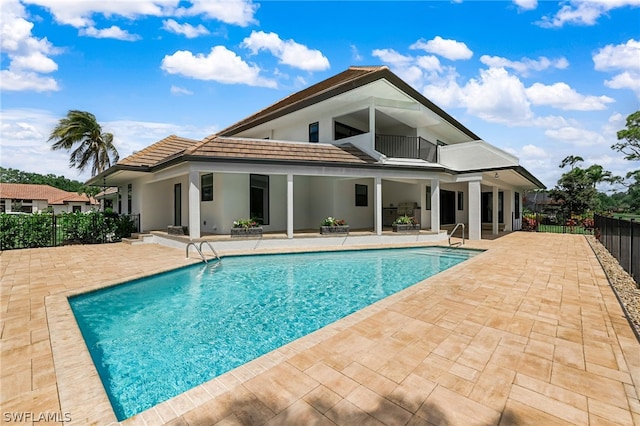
[[187, 137, 376, 164], [118, 135, 199, 167], [0, 183, 96, 205]]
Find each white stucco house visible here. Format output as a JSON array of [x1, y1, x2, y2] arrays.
[[88, 66, 544, 241], [0, 183, 98, 214]]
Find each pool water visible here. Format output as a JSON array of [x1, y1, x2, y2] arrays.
[[70, 246, 480, 420]]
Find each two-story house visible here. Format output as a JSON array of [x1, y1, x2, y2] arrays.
[[88, 66, 544, 241]]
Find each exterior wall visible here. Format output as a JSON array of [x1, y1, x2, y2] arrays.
[[293, 176, 312, 230], [139, 176, 186, 232], [334, 178, 374, 230], [309, 177, 336, 226]]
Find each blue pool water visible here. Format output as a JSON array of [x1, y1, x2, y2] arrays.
[[70, 246, 480, 420]]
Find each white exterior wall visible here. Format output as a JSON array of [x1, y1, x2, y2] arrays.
[[293, 176, 312, 229], [309, 177, 336, 226], [334, 178, 373, 230], [139, 176, 186, 232]]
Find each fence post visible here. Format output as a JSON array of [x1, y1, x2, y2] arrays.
[[631, 218, 635, 282]]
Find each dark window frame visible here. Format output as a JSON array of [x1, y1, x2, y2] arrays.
[[355, 184, 368, 207], [515, 192, 521, 219], [425, 186, 432, 210], [201, 173, 213, 202], [250, 174, 270, 225], [309, 122, 319, 143], [457, 191, 464, 211]]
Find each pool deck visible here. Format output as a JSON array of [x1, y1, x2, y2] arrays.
[[1, 232, 639, 425]]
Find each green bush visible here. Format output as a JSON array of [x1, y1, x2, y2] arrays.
[[0, 211, 138, 250]]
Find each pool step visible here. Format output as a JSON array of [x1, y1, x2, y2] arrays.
[[122, 233, 154, 245]]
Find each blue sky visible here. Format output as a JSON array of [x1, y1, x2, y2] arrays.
[[1, 0, 639, 190]]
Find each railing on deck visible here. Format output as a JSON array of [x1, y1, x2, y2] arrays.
[[375, 135, 438, 163]]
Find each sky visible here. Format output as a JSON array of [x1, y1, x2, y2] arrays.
[[1, 0, 639, 191]]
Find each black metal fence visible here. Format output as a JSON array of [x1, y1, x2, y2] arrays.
[[595, 214, 639, 286], [375, 135, 438, 162], [0, 212, 140, 251]]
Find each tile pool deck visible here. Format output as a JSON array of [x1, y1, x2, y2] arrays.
[[1, 232, 639, 425]]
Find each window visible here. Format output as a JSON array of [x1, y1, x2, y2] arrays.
[[425, 186, 431, 210], [309, 122, 319, 143], [355, 184, 368, 207], [457, 191, 464, 211], [201, 173, 213, 201], [515, 192, 520, 219], [72, 205, 82, 213], [250, 174, 269, 225], [127, 184, 132, 214], [335, 121, 365, 140]]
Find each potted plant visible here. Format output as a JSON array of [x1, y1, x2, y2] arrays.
[[230, 218, 263, 237], [320, 217, 349, 234], [392, 215, 419, 232]]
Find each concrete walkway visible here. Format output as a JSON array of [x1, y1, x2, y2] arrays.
[[1, 232, 638, 425]]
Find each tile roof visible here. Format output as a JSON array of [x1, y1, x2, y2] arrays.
[[186, 137, 376, 164], [117, 135, 199, 167], [218, 66, 387, 136], [0, 183, 96, 205]]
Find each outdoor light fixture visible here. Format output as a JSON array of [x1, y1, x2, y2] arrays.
[[494, 172, 500, 179]]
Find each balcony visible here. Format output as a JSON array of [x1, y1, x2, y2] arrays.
[[375, 135, 438, 163]]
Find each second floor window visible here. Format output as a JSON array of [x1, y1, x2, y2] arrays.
[[309, 122, 319, 143]]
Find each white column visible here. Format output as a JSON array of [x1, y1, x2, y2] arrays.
[[468, 180, 481, 240], [419, 181, 427, 228], [369, 101, 376, 148], [430, 178, 440, 233], [375, 177, 382, 235], [188, 170, 201, 240], [492, 185, 499, 235], [504, 189, 514, 231], [287, 174, 294, 239]]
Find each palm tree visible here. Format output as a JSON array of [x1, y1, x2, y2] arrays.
[[48, 110, 119, 177]]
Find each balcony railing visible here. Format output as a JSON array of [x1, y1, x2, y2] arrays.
[[375, 135, 438, 163]]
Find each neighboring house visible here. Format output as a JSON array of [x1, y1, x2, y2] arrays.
[[0, 183, 98, 213], [88, 66, 545, 240]]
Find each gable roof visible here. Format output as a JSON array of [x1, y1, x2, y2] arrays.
[[0, 183, 96, 205], [185, 137, 376, 164], [118, 135, 199, 167], [217, 66, 481, 141]]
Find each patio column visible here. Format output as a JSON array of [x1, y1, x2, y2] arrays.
[[188, 170, 201, 240], [287, 174, 294, 239], [468, 180, 481, 240], [430, 178, 440, 233], [504, 189, 514, 231], [492, 185, 499, 235], [375, 177, 382, 235]]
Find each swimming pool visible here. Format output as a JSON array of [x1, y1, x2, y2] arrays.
[[70, 246, 480, 420]]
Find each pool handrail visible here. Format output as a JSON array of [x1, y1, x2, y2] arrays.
[[186, 241, 221, 263], [448, 223, 465, 247]]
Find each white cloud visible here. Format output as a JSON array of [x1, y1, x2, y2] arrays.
[[23, 0, 177, 28], [416, 55, 442, 73], [79, 25, 140, 41], [162, 19, 209, 38], [241, 31, 330, 72], [593, 39, 640, 97], [480, 55, 569, 77], [593, 39, 640, 72], [514, 0, 537, 10], [372, 48, 414, 67], [350, 45, 362, 62], [176, 0, 258, 27], [525, 82, 615, 110], [537, 0, 640, 28], [410, 36, 473, 61], [0, 0, 60, 92], [545, 126, 608, 147], [170, 85, 193, 95], [521, 144, 549, 158], [161, 46, 277, 88]]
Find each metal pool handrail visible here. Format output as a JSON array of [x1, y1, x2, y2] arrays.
[[186, 241, 221, 263], [449, 223, 465, 247]]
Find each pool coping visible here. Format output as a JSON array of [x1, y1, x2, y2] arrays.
[[47, 243, 487, 425]]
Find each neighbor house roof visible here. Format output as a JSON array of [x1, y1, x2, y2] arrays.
[[185, 137, 376, 164], [0, 183, 97, 205], [217, 66, 481, 141]]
